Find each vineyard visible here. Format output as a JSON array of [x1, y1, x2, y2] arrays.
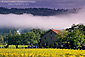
[[0, 49, 85, 57]]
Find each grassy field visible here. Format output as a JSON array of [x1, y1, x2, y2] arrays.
[[0, 48, 85, 57], [0, 45, 28, 48]]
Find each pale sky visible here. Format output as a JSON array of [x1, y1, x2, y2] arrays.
[[0, 0, 85, 9]]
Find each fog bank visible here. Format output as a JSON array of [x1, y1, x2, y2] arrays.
[[0, 8, 85, 30]]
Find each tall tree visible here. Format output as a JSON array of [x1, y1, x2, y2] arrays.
[[69, 29, 85, 48], [21, 32, 37, 46], [0, 35, 4, 45], [66, 24, 85, 34], [12, 31, 20, 48], [5, 29, 12, 48], [31, 29, 46, 46], [55, 30, 69, 48]]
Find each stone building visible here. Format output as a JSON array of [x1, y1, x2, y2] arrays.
[[40, 29, 60, 48]]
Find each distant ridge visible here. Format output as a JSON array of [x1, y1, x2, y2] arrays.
[[0, 7, 80, 16]]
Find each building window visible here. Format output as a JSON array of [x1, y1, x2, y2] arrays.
[[51, 32, 52, 34], [45, 37, 46, 40], [46, 42, 48, 46], [51, 37, 52, 40]]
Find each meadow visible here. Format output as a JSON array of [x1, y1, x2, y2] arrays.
[[0, 45, 28, 49], [0, 48, 85, 57]]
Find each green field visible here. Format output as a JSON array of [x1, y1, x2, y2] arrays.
[[0, 45, 28, 49]]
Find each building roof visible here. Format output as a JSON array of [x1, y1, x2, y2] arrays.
[[41, 29, 62, 37], [51, 29, 59, 34]]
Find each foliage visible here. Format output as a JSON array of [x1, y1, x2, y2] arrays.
[[21, 32, 37, 45], [66, 24, 85, 34], [56, 30, 69, 48], [0, 24, 85, 49], [56, 24, 85, 49], [3, 29, 45, 48], [0, 35, 4, 45], [66, 24, 85, 48], [69, 29, 85, 48]]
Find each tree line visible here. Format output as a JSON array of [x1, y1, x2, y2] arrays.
[[0, 24, 85, 49], [55, 24, 85, 49], [0, 29, 46, 48]]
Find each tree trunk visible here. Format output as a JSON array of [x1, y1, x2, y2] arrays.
[[15, 45, 18, 48]]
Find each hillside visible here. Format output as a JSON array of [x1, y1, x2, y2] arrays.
[[0, 7, 80, 16]]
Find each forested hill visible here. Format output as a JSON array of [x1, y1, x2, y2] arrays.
[[0, 7, 80, 16]]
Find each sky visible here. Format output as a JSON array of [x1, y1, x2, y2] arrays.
[[0, 0, 85, 30], [0, 8, 85, 30], [0, 0, 85, 9]]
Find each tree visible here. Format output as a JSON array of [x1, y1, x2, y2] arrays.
[[55, 30, 69, 48], [8, 29, 12, 45], [12, 31, 21, 48], [5, 29, 12, 48], [3, 33, 8, 44], [21, 32, 37, 46], [26, 32, 37, 46], [66, 24, 85, 49], [0, 35, 4, 45], [31, 29, 46, 46], [35, 32, 40, 46], [55, 28, 85, 49], [69, 29, 85, 48], [31, 29, 46, 35], [66, 24, 85, 34], [5, 30, 20, 48]]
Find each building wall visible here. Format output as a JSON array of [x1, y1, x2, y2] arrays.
[[40, 30, 57, 47]]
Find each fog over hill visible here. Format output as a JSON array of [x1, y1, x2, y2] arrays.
[[0, 7, 85, 34], [0, 7, 80, 16]]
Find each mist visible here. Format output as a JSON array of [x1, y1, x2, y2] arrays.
[[0, 8, 85, 30]]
